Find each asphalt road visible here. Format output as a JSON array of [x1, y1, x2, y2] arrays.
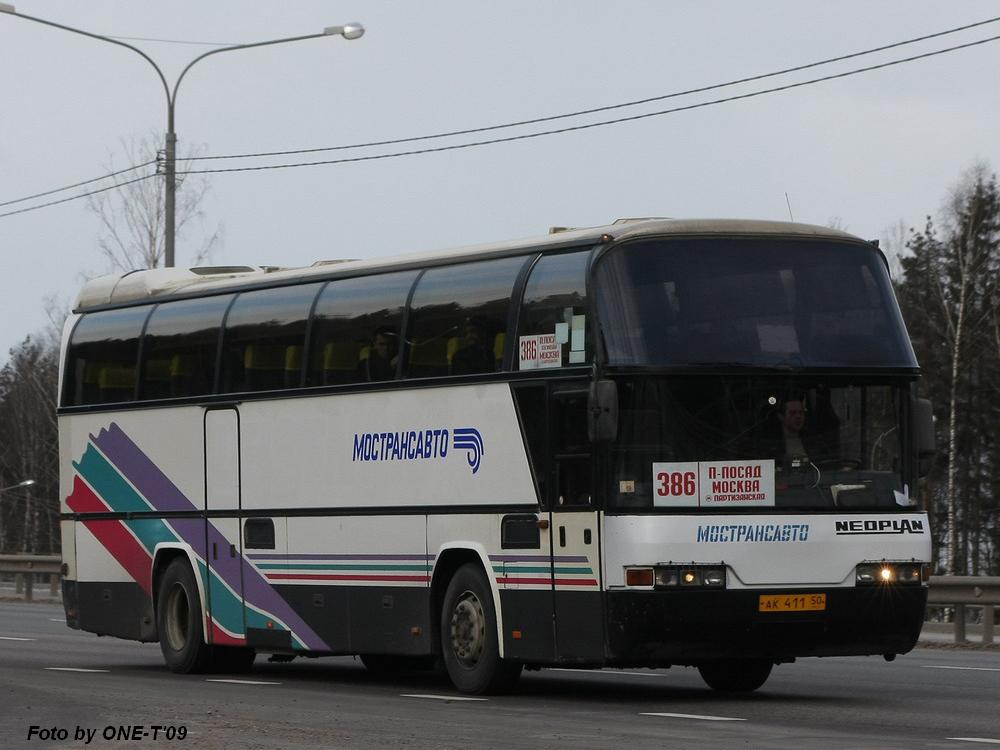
[[1, 600, 998, 750]]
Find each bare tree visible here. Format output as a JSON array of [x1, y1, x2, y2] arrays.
[[880, 219, 909, 280], [86, 133, 222, 271], [899, 164, 1000, 574], [0, 335, 59, 554]]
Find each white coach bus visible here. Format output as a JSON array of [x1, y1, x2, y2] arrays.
[[58, 218, 936, 694]]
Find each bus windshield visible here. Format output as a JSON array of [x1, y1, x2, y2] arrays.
[[609, 374, 911, 512], [594, 237, 917, 369]]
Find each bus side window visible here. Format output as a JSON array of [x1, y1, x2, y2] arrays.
[[139, 295, 232, 399], [64, 307, 150, 406], [517, 250, 591, 369], [221, 284, 321, 393], [403, 256, 528, 379], [307, 271, 417, 386]]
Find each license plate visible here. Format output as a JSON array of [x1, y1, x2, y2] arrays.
[[758, 593, 826, 612]]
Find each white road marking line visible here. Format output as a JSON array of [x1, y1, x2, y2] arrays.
[[0, 636, 36, 641], [641, 712, 746, 722], [49, 618, 64, 622], [947, 739, 1000, 745], [549, 667, 667, 678], [45, 667, 109, 673], [206, 679, 281, 685], [401, 694, 488, 702], [923, 665, 1000, 673]]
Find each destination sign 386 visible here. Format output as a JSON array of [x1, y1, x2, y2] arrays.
[[652, 459, 776, 508]]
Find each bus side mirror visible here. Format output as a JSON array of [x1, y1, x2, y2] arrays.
[[913, 397, 935, 477], [588, 380, 618, 442]]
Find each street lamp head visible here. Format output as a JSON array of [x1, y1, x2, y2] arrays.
[[0, 3, 17, 14], [0, 479, 35, 493], [324, 22, 365, 40]]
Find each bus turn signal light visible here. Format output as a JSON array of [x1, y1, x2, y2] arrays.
[[625, 568, 654, 587]]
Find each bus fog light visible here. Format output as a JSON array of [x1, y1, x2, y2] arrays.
[[856, 564, 877, 584], [654, 566, 678, 587], [703, 568, 725, 587], [626, 567, 654, 587]]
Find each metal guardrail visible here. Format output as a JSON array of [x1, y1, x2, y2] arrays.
[[0, 554, 61, 601], [926, 575, 999, 645]]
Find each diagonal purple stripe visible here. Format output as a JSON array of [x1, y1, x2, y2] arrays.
[[94, 423, 329, 651], [91, 424, 196, 513]]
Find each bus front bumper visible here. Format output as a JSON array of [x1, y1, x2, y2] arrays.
[[604, 584, 927, 666]]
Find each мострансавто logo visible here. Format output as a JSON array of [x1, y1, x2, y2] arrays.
[[352, 427, 485, 474]]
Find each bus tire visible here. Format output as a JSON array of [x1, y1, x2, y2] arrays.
[[440, 563, 522, 695], [156, 558, 213, 674], [698, 659, 772, 692]]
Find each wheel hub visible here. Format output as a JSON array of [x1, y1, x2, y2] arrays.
[[450, 590, 486, 666]]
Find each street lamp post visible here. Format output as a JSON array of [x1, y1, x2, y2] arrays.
[[0, 5, 364, 267]]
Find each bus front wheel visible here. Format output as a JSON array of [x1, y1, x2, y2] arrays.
[[157, 559, 213, 674], [698, 659, 773, 692], [440, 563, 521, 694]]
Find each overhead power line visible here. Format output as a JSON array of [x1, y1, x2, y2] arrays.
[[0, 159, 157, 209], [177, 33, 1000, 177], [1, 17, 998, 218], [0, 173, 157, 219], [188, 15, 1000, 163]]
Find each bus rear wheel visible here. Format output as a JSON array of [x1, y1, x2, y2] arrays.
[[698, 659, 773, 692], [157, 559, 213, 674], [440, 563, 521, 694]]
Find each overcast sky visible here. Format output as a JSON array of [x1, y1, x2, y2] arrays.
[[1, 1, 998, 358]]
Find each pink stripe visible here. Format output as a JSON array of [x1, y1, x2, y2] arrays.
[[67, 476, 153, 594], [209, 619, 247, 647]]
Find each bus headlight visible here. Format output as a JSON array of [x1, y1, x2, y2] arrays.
[[702, 568, 726, 587], [654, 567, 679, 587], [856, 561, 925, 586]]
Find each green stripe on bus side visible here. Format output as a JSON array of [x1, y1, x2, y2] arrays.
[[492, 566, 594, 574], [197, 561, 245, 638]]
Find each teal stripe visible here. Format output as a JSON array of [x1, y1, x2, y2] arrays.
[[75, 444, 153, 514], [258, 563, 431, 572], [198, 561, 244, 638], [75, 444, 177, 555]]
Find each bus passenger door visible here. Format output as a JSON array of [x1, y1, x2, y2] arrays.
[[549, 388, 603, 661], [203, 407, 246, 645]]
